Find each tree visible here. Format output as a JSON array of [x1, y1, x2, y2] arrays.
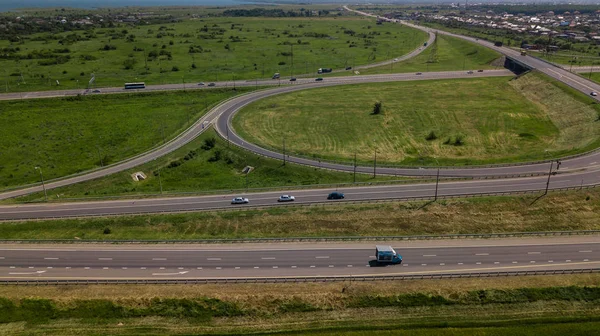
[[372, 101, 383, 115]]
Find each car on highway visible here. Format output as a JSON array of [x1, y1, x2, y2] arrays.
[[327, 192, 345, 200], [477, 70, 484, 72], [278, 195, 295, 202], [315, 77, 324, 81], [198, 82, 205, 86], [416, 72, 422, 75], [290, 77, 297, 81], [394, 58, 399, 62], [231, 197, 249, 204], [591, 92, 598, 96], [92, 89, 101, 93], [345, 66, 352, 70], [467, 71, 473, 74], [208, 83, 216, 87]]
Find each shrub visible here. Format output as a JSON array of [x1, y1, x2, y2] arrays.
[[171, 66, 179, 72], [201, 137, 216, 150], [425, 131, 438, 141], [103, 228, 111, 234], [372, 101, 383, 115], [453, 135, 465, 146]]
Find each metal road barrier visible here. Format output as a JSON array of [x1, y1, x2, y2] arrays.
[[1, 268, 598, 285], [1, 230, 598, 245]]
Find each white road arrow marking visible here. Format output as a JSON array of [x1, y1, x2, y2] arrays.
[[151, 271, 189, 276], [9, 270, 46, 275]]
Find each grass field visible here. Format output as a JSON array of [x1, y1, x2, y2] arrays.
[[0, 87, 258, 189], [0, 275, 599, 335], [338, 33, 502, 76], [5, 188, 600, 239], [0, 17, 428, 92], [10, 129, 396, 203], [233, 72, 600, 166]]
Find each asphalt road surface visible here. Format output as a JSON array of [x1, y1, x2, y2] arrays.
[[1, 237, 598, 280]]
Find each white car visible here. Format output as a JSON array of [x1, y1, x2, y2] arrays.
[[278, 195, 295, 202], [231, 197, 249, 204], [591, 92, 598, 96]]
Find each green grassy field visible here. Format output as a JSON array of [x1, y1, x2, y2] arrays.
[[10, 129, 397, 203], [339, 33, 502, 76], [0, 87, 257, 189], [233, 73, 600, 166], [1, 276, 599, 335], [5, 187, 600, 240], [0, 17, 428, 92]]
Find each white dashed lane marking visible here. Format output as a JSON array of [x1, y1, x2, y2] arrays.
[[315, 256, 330, 259], [528, 252, 541, 255], [44, 258, 59, 260], [579, 250, 592, 253], [261, 257, 276, 260], [207, 258, 221, 261], [475, 253, 489, 256], [423, 255, 436, 257], [152, 258, 167, 261], [98, 258, 112, 261]]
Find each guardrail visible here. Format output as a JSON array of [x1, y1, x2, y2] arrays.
[[2, 268, 598, 285], [2, 230, 598, 245]]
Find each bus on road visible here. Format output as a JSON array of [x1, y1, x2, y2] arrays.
[[124, 82, 146, 89]]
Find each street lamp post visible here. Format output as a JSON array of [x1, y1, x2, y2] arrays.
[[283, 137, 286, 166], [373, 149, 377, 178], [544, 161, 554, 195], [434, 168, 440, 201], [34, 166, 48, 201]]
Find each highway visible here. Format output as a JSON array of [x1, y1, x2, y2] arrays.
[[1, 237, 598, 280], [1, 165, 599, 220]]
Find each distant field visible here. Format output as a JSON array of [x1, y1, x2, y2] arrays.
[[0, 17, 428, 92], [0, 87, 255, 189], [234, 73, 600, 166], [340, 33, 502, 76], [1, 276, 599, 335]]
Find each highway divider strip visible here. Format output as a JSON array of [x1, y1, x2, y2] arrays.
[[1, 268, 598, 285]]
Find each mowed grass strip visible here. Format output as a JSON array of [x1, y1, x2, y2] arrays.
[[11, 129, 396, 203], [0, 88, 255, 189], [234, 73, 600, 166], [4, 188, 600, 240], [0, 17, 428, 92], [1, 277, 599, 335]]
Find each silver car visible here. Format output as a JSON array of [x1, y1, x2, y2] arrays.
[[231, 197, 249, 204], [278, 195, 295, 202]]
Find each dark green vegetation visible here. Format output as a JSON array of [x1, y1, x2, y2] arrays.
[[1, 278, 600, 335], [0, 87, 256, 189], [234, 73, 600, 166], [12, 129, 395, 203], [4, 188, 600, 240], [344, 34, 502, 76], [0, 16, 427, 92]]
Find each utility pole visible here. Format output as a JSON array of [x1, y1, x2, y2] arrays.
[[544, 161, 554, 195], [226, 124, 230, 148], [353, 152, 357, 183], [35, 166, 47, 201], [96, 146, 103, 167], [589, 62, 594, 79], [291, 44, 294, 79], [283, 137, 286, 166], [373, 149, 377, 178], [158, 168, 163, 194], [434, 168, 440, 201], [245, 172, 249, 191]]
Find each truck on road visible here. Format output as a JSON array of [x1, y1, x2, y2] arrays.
[[375, 245, 402, 265], [520, 50, 527, 56], [318, 68, 332, 74]]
